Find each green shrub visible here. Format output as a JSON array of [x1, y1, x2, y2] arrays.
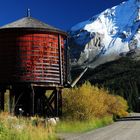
[[62, 82, 128, 120]]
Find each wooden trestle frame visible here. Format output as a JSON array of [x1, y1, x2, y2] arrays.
[[0, 84, 62, 117]]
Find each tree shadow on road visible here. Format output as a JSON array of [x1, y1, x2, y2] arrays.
[[116, 116, 140, 122]]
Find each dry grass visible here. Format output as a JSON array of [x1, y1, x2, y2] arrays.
[[0, 112, 56, 140]]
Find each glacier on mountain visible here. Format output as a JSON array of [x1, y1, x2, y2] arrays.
[[69, 0, 140, 68]]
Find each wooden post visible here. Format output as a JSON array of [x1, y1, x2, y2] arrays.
[[0, 90, 4, 111], [54, 88, 62, 117], [0, 86, 6, 111], [58, 89, 62, 116], [31, 85, 35, 116], [54, 89, 59, 116], [9, 88, 15, 115]]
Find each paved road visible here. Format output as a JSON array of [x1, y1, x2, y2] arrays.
[[60, 113, 140, 140]]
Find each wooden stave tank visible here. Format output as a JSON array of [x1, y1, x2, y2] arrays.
[[0, 17, 68, 87]]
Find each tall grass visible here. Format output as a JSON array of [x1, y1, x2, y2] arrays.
[[0, 112, 56, 140]]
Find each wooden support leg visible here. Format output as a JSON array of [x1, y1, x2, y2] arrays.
[[54, 89, 59, 116], [9, 89, 15, 115], [31, 85, 35, 116], [54, 89, 62, 117], [0, 91, 4, 111], [0, 86, 6, 112], [58, 89, 62, 116]]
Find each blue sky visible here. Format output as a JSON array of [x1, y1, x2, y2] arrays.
[[0, 0, 125, 31]]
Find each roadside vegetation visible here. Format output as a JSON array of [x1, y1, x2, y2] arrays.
[[0, 82, 128, 139], [57, 82, 128, 133], [56, 116, 113, 133], [0, 112, 56, 140]]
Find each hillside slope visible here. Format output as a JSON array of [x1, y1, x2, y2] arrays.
[[71, 56, 140, 112]]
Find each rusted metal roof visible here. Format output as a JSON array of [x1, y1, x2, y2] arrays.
[[0, 17, 66, 35]]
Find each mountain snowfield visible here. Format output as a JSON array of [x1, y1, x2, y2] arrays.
[[69, 0, 140, 68]]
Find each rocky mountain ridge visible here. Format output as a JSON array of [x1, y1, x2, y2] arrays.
[[69, 0, 140, 69]]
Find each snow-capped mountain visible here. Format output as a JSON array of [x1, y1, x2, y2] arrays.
[[69, 0, 140, 68]]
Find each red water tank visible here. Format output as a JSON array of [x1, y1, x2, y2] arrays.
[[0, 17, 67, 87]]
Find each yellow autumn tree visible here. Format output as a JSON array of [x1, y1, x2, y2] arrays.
[[62, 82, 128, 120]]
